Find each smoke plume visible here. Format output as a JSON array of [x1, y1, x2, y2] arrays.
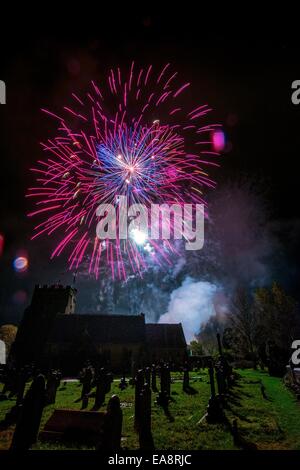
[[158, 277, 220, 342]]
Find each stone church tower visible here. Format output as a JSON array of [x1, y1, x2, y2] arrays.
[[11, 284, 76, 366]]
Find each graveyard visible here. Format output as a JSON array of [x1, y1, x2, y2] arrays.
[[1, 19, 300, 466], [1, 367, 300, 451], [1, 286, 300, 452]]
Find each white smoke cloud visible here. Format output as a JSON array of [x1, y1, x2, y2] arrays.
[[158, 277, 219, 343]]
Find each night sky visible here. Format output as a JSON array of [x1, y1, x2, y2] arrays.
[[0, 13, 299, 324]]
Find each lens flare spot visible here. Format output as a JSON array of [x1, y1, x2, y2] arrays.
[[13, 256, 29, 273], [212, 130, 225, 152]]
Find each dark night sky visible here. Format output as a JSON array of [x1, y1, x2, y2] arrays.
[[0, 12, 299, 324]]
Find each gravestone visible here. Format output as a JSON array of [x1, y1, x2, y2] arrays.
[[94, 368, 106, 410], [206, 365, 223, 423], [10, 374, 46, 450], [40, 396, 123, 448], [45, 370, 60, 405], [105, 372, 113, 393], [99, 395, 123, 451], [208, 365, 215, 398], [151, 364, 157, 392], [215, 363, 226, 397], [216, 333, 232, 388], [160, 364, 171, 397], [134, 369, 144, 431], [139, 382, 154, 450], [131, 359, 137, 382], [81, 394, 89, 410], [40, 408, 106, 444], [81, 365, 94, 399], [145, 367, 151, 386], [156, 364, 171, 408], [119, 374, 127, 391], [183, 365, 190, 391]]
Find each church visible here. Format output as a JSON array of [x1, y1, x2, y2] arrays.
[[11, 284, 187, 374]]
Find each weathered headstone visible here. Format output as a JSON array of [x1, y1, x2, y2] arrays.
[[81, 365, 94, 399], [145, 367, 151, 386], [139, 383, 154, 450], [183, 365, 190, 391], [216, 333, 232, 389], [81, 394, 89, 410], [105, 372, 113, 393], [208, 364, 215, 398], [206, 365, 223, 423], [39, 408, 106, 444], [100, 395, 123, 451], [45, 370, 60, 405], [160, 364, 171, 397], [215, 363, 226, 397], [131, 359, 137, 382], [119, 374, 127, 391], [93, 368, 106, 410], [134, 369, 144, 431], [151, 364, 157, 392], [40, 397, 122, 448], [10, 374, 46, 450]]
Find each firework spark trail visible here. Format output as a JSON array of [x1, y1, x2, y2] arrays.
[[27, 63, 221, 279]]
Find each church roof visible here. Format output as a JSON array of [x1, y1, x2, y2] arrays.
[[47, 313, 146, 345], [146, 323, 186, 348]]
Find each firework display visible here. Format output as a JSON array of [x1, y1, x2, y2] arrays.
[[27, 63, 221, 278]]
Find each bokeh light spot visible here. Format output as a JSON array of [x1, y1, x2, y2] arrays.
[[212, 130, 225, 152], [13, 256, 29, 273]]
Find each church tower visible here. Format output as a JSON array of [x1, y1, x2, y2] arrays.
[[11, 284, 77, 366], [30, 284, 76, 315]]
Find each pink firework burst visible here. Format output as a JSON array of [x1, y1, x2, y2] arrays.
[[27, 62, 221, 279]]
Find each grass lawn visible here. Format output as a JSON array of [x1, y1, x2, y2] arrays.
[[0, 369, 299, 450]]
